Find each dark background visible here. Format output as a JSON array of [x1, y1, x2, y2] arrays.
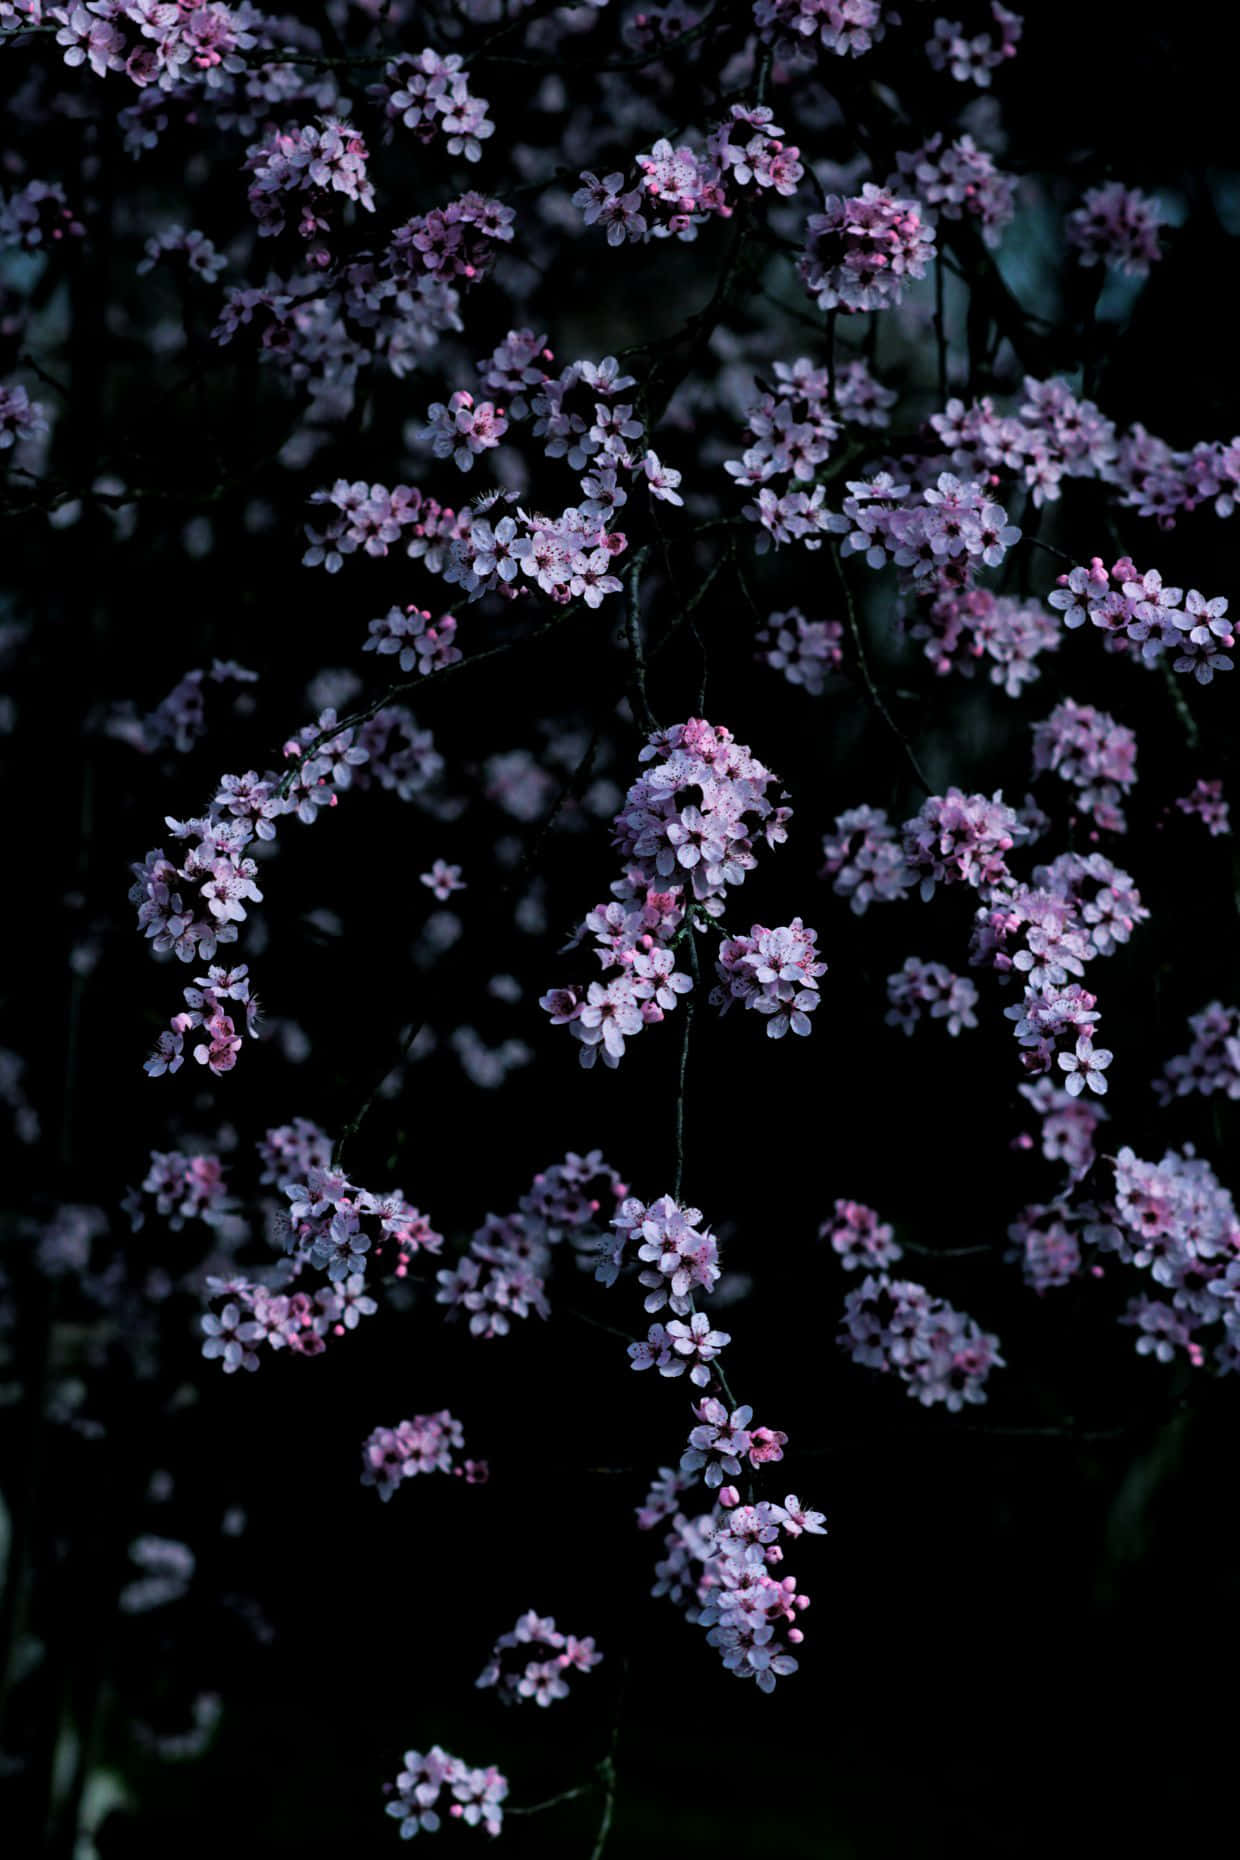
[[3, 2, 1240, 1852]]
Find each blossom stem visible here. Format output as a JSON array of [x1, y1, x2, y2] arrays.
[[672, 925, 698, 1201], [829, 544, 932, 794]]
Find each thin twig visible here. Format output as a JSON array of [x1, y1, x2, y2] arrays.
[[829, 544, 932, 794], [625, 555, 658, 734], [933, 259, 948, 405], [672, 925, 698, 1201]]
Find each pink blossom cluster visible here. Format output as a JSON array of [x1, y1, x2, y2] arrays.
[[1154, 1002, 1240, 1106], [925, 4, 1023, 87], [755, 607, 844, 694], [0, 380, 47, 448], [387, 190, 515, 286], [604, 1195, 722, 1314], [1047, 557, 1234, 683], [827, 471, 1022, 594], [1016, 1077, 1107, 1179], [629, 1311, 732, 1385], [930, 377, 1117, 508], [50, 0, 260, 92], [283, 1165, 443, 1282], [474, 1610, 602, 1707], [144, 964, 259, 1079], [885, 957, 979, 1036], [839, 1275, 1004, 1408], [1108, 427, 1240, 525], [575, 103, 803, 248], [136, 224, 225, 281], [361, 1411, 479, 1502], [652, 1490, 824, 1692], [106, 658, 257, 755], [303, 479, 437, 573], [683, 1399, 786, 1488], [908, 587, 1060, 693], [984, 851, 1146, 1079], [1006, 1205, 1083, 1293], [820, 805, 914, 913], [0, 176, 84, 248], [930, 379, 1240, 527], [1066, 182, 1164, 278], [126, 1149, 237, 1233], [1174, 779, 1230, 837], [423, 390, 508, 472], [798, 183, 937, 314], [901, 787, 1025, 900], [438, 1151, 626, 1337], [364, 604, 461, 677], [823, 791, 1146, 1090], [257, 1118, 333, 1188], [1099, 1148, 1240, 1372], [616, 718, 792, 911], [819, 1199, 902, 1272], [728, 358, 859, 549], [1031, 699, 1137, 834], [135, 702, 442, 1074], [244, 117, 374, 255], [711, 919, 827, 1040], [894, 134, 1016, 246], [200, 1271, 376, 1372], [384, 1747, 507, 1841], [542, 719, 798, 1068], [371, 49, 494, 162], [752, 0, 892, 60]]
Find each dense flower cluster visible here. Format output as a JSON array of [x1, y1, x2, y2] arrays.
[[282, 1164, 444, 1283], [925, 4, 1023, 86], [1047, 558, 1234, 683], [755, 608, 844, 694], [384, 1747, 507, 1840], [1031, 700, 1137, 834], [819, 1200, 902, 1273], [126, 1149, 238, 1234], [134, 701, 442, 1074], [604, 1195, 721, 1314], [1174, 780, 1230, 837], [1066, 183, 1165, 278], [106, 659, 257, 756], [371, 49, 494, 163], [362, 1412, 480, 1502], [798, 184, 937, 314], [1103, 1148, 1240, 1372], [0, 380, 47, 448], [885, 958, 979, 1036], [820, 805, 914, 913], [244, 117, 375, 255], [438, 1151, 626, 1337], [475, 1611, 602, 1707], [839, 1275, 1004, 1408], [894, 134, 1016, 245], [1154, 1003, 1240, 1106], [827, 471, 1022, 593], [906, 588, 1060, 693], [542, 719, 800, 1066], [711, 919, 827, 1039], [1006, 1205, 1083, 1293], [0, 175, 84, 249], [364, 605, 461, 677], [1016, 1076, 1107, 1179], [752, 0, 893, 60]]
